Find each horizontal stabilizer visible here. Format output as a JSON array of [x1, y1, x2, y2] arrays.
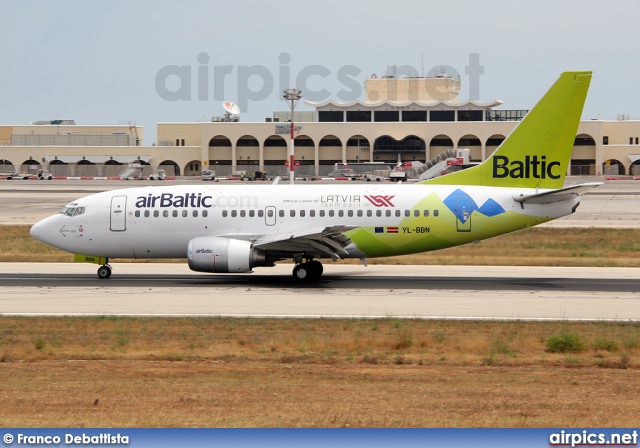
[[514, 182, 603, 205]]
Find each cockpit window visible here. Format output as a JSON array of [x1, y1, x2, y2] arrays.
[[60, 206, 85, 217]]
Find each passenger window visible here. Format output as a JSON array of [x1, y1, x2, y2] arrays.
[[357, 210, 363, 217], [135, 210, 140, 218], [231, 210, 237, 218], [348, 210, 353, 217], [258, 210, 264, 218], [290, 210, 295, 217], [144, 210, 150, 218], [320, 210, 325, 217], [153, 210, 159, 218], [424, 210, 429, 217], [249, 210, 255, 218], [278, 210, 284, 217], [202, 210, 208, 218], [300, 210, 305, 217], [385, 210, 391, 217], [222, 210, 228, 217], [329, 210, 334, 217], [172, 210, 178, 218], [414, 210, 420, 217], [193, 210, 199, 217], [376, 210, 382, 217], [310, 210, 315, 217], [338, 210, 344, 217], [268, 209, 274, 217], [434, 210, 439, 217], [163, 210, 169, 218], [395, 210, 401, 217], [182, 210, 187, 217], [405, 210, 410, 217], [240, 210, 246, 217], [367, 210, 372, 217]]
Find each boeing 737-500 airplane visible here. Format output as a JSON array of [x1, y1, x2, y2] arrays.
[[31, 71, 599, 281]]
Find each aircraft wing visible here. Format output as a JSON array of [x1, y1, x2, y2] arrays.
[[252, 225, 358, 261], [514, 182, 602, 205]]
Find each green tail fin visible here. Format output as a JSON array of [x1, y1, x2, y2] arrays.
[[421, 71, 592, 188]]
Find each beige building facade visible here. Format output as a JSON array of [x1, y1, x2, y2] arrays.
[[1, 77, 640, 178]]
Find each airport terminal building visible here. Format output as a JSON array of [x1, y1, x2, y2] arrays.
[[2, 75, 640, 178]]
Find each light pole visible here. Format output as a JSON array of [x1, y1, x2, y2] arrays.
[[283, 88, 302, 184]]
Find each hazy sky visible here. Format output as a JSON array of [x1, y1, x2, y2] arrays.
[[2, 0, 639, 144]]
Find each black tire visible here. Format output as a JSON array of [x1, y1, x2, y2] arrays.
[[308, 260, 324, 278], [292, 264, 308, 280], [97, 265, 112, 279]]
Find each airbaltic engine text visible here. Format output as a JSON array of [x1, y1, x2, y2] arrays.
[[135, 193, 258, 208]]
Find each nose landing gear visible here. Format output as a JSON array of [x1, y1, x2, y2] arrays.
[[292, 259, 324, 282]]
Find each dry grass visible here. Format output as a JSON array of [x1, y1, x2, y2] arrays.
[[1, 317, 639, 427], [4, 225, 640, 266]]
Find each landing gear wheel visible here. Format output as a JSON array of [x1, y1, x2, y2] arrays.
[[97, 265, 112, 279], [307, 260, 323, 278], [292, 264, 308, 280], [292, 260, 323, 282]]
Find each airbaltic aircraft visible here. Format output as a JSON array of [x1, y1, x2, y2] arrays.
[[31, 71, 599, 281]]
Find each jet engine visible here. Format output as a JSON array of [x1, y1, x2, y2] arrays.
[[188, 236, 268, 273]]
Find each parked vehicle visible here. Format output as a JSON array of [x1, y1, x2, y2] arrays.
[[148, 169, 166, 180], [201, 169, 217, 181]]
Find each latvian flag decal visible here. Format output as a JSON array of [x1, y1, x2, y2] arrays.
[[386, 227, 399, 233]]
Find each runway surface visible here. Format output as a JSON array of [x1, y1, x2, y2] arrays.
[[1, 263, 638, 321]]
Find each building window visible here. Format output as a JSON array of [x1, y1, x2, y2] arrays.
[[346, 111, 372, 122], [318, 111, 344, 122], [374, 111, 399, 122], [430, 110, 455, 122], [402, 111, 427, 122], [457, 110, 483, 121]]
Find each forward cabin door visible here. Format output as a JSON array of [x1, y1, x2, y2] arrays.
[[110, 195, 127, 231]]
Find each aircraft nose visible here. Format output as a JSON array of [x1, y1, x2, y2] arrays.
[[30, 220, 51, 244]]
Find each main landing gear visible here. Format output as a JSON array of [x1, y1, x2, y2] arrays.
[[97, 262, 112, 279], [292, 259, 323, 282]]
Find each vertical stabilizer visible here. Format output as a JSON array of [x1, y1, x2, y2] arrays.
[[421, 71, 592, 189]]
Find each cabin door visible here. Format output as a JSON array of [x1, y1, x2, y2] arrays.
[[265, 206, 276, 226], [456, 196, 472, 232], [110, 195, 127, 231]]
